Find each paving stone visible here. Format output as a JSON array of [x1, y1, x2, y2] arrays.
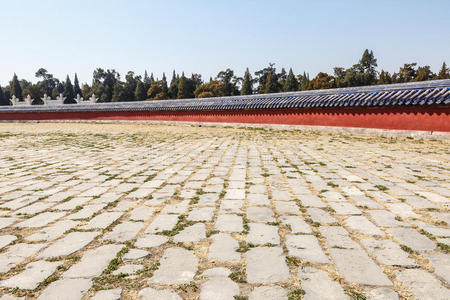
[[38, 278, 92, 300], [0, 260, 61, 289], [13, 202, 52, 215], [102, 221, 143, 242], [138, 287, 182, 300], [345, 216, 385, 236], [279, 215, 312, 233], [64, 244, 123, 278], [215, 214, 243, 232], [90, 288, 122, 300], [329, 202, 362, 215], [145, 214, 179, 233], [423, 253, 450, 283], [123, 249, 149, 260], [174, 223, 206, 243], [219, 200, 243, 213], [365, 288, 398, 300], [187, 207, 214, 221], [274, 201, 299, 215], [53, 197, 90, 211], [201, 267, 232, 278], [247, 193, 270, 206], [285, 235, 329, 264], [0, 235, 17, 249], [249, 286, 288, 300], [149, 247, 198, 284], [298, 266, 348, 300], [386, 203, 420, 219], [246, 207, 275, 223], [209, 233, 240, 262], [200, 277, 239, 300], [368, 210, 409, 227], [0, 217, 17, 229], [129, 206, 155, 221], [321, 191, 346, 202], [247, 223, 280, 245], [0, 243, 46, 273], [135, 234, 168, 248], [299, 195, 327, 207], [161, 200, 189, 214], [198, 193, 220, 206], [307, 208, 337, 224], [67, 204, 105, 219], [39, 232, 99, 258], [16, 212, 65, 228], [112, 264, 143, 275], [80, 211, 123, 230], [395, 269, 450, 299], [360, 238, 417, 267], [387, 227, 435, 251], [26, 220, 79, 242], [0, 295, 24, 300], [413, 220, 450, 237], [328, 248, 392, 286], [246, 247, 289, 284]]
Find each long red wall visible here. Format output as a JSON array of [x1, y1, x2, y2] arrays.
[[1, 107, 449, 132]]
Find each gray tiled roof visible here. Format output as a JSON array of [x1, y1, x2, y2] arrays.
[[1, 80, 449, 113]]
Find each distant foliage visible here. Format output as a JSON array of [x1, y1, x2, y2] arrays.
[[1, 50, 448, 105]]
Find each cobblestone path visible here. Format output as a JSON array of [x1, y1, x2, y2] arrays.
[[0, 123, 448, 299]]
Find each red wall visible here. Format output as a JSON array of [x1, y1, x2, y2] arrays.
[[1, 107, 449, 132]]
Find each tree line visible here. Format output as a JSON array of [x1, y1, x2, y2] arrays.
[[0, 49, 449, 105]]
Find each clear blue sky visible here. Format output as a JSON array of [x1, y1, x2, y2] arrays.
[[1, 0, 449, 86]]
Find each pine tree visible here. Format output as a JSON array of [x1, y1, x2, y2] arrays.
[[168, 70, 179, 99], [377, 70, 392, 84], [283, 68, 298, 92], [241, 68, 253, 95], [74, 73, 82, 96], [10, 73, 22, 100], [135, 81, 146, 101], [63, 75, 75, 103], [437, 62, 450, 79], [143, 70, 151, 91], [263, 72, 280, 94]]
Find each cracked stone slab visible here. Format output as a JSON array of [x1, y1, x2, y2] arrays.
[[361, 238, 418, 267], [246, 207, 275, 223], [279, 216, 312, 233], [395, 269, 450, 299], [0, 243, 46, 273], [247, 223, 280, 245], [0, 260, 62, 290], [329, 248, 392, 286], [149, 247, 198, 284], [298, 266, 348, 300], [246, 247, 289, 284]]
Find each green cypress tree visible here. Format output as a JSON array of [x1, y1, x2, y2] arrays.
[[112, 82, 127, 102], [74, 73, 82, 96], [177, 73, 189, 99], [263, 72, 280, 94], [168, 70, 179, 99], [437, 62, 450, 79], [135, 81, 146, 101], [161, 73, 168, 97], [64, 75, 75, 103], [0, 85, 8, 105], [283, 68, 298, 92], [10, 73, 22, 100], [241, 68, 253, 95]]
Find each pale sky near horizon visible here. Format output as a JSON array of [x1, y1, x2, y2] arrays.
[[0, 0, 449, 86]]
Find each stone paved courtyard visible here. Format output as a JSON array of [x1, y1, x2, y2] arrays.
[[0, 122, 448, 300]]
